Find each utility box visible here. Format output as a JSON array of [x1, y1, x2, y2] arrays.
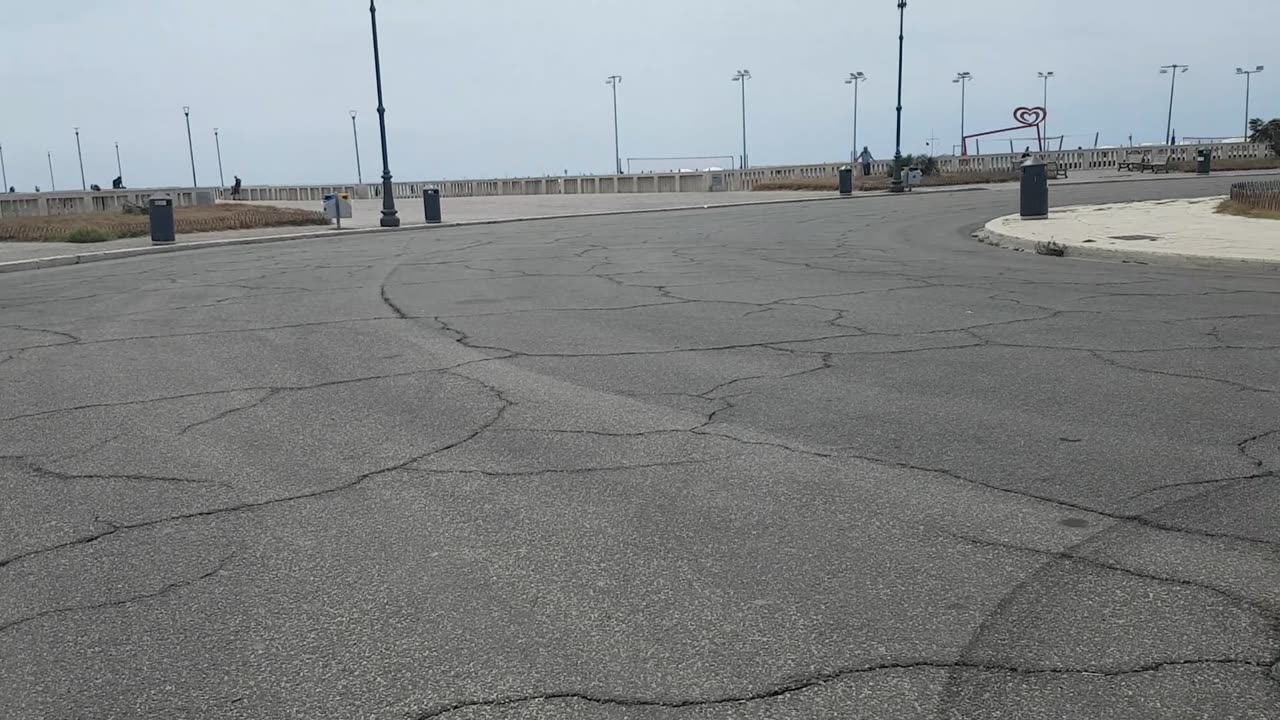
[[323, 193, 353, 228], [148, 196, 176, 245]]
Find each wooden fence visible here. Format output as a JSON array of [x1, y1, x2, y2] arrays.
[[1229, 180, 1280, 213]]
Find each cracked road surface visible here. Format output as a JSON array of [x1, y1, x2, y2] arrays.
[[2, 176, 1278, 719]]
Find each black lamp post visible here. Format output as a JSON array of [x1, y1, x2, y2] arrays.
[[214, 128, 226, 189], [114, 141, 122, 182], [349, 110, 363, 185], [890, 0, 907, 192], [183, 106, 198, 188], [368, 0, 399, 227], [606, 75, 623, 175], [732, 69, 752, 170], [74, 127, 86, 190]]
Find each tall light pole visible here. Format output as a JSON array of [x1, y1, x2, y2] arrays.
[[1237, 66, 1264, 139], [845, 72, 867, 167], [368, 0, 399, 227], [73, 127, 86, 190], [732, 69, 752, 169], [183, 106, 198, 188], [1, 143, 9, 191], [349, 110, 363, 184], [213, 128, 226, 189], [953, 72, 973, 152], [606, 75, 623, 175], [47, 151, 56, 191], [114, 141, 122, 182], [1159, 64, 1189, 145], [1037, 71, 1054, 143], [890, 0, 907, 192]]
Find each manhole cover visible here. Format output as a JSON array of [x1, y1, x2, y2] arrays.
[[1110, 234, 1161, 241]]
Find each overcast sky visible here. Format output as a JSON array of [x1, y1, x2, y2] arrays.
[[2, 0, 1276, 189]]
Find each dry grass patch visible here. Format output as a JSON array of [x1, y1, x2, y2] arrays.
[[0, 203, 330, 242], [1173, 157, 1280, 173], [1216, 198, 1280, 220]]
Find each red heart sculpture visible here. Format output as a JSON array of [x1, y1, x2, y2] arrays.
[[1014, 106, 1047, 126]]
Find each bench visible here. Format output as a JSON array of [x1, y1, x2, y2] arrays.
[[1045, 161, 1068, 179], [1142, 155, 1172, 173], [1117, 152, 1145, 171]]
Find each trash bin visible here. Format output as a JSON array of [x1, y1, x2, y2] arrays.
[[1019, 158, 1049, 220], [1196, 149, 1211, 175], [148, 196, 176, 245], [423, 188, 442, 224], [838, 166, 853, 196]]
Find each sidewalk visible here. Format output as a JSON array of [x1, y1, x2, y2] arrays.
[[0, 191, 832, 273], [979, 196, 1280, 271]]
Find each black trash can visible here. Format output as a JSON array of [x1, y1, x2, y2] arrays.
[[423, 188, 442, 224], [148, 196, 176, 245], [1196, 149, 1211, 175], [1019, 158, 1049, 220], [838, 166, 854, 196]]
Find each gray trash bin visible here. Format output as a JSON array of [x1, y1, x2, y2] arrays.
[[148, 196, 176, 245], [1196, 149, 1211, 175], [1019, 158, 1049, 220], [423, 188, 442, 224], [838, 166, 853, 196]]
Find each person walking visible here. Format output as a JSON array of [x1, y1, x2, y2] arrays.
[[857, 147, 874, 177]]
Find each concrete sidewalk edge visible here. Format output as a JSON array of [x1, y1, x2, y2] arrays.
[[0, 192, 880, 275], [976, 217, 1280, 273]]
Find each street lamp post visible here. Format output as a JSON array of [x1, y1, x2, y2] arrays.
[[368, 0, 399, 227], [953, 72, 973, 152], [47, 151, 55, 191], [0, 143, 7, 191], [1037, 71, 1054, 144], [349, 110, 363, 185], [214, 128, 226, 189], [1236, 66, 1265, 139], [183, 106, 198, 188], [1159, 64, 1189, 145], [732, 69, 752, 170], [73, 127, 86, 190], [114, 141, 122, 182], [845, 72, 867, 167], [890, 1, 907, 192], [606, 75, 623, 175]]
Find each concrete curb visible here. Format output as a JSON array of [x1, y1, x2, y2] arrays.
[[4, 189, 957, 275], [976, 217, 1280, 273]]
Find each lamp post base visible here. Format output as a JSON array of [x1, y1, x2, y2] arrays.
[[889, 180, 905, 193], [380, 214, 401, 228]]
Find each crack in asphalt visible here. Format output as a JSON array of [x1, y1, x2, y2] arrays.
[[0, 554, 235, 635], [951, 533, 1280, 624], [408, 658, 1276, 719]]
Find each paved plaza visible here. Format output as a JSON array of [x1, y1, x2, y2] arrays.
[[1, 175, 1277, 718]]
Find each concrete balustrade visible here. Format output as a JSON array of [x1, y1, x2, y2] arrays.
[[3, 142, 1272, 219]]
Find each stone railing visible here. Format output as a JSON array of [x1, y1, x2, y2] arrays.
[[0, 187, 214, 219], [3, 142, 1273, 218], [1229, 180, 1280, 212]]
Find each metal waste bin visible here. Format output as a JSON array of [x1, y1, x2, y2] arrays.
[[423, 188, 442, 224], [1019, 158, 1049, 220], [838, 166, 854, 196], [1196, 149, 1211, 175], [148, 196, 176, 245]]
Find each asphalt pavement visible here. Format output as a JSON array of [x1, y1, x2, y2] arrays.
[[1, 174, 1277, 719]]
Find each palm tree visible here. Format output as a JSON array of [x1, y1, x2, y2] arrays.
[[1248, 118, 1280, 155]]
